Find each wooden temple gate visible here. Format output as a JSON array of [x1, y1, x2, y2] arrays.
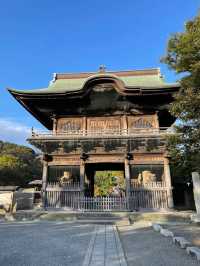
[[9, 68, 179, 212], [43, 160, 171, 211], [40, 129, 174, 212]]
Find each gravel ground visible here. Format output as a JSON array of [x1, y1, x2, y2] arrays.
[[1, 221, 200, 266], [118, 222, 200, 266], [164, 223, 200, 247], [0, 221, 94, 266]]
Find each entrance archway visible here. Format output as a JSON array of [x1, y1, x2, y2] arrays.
[[85, 163, 125, 197]]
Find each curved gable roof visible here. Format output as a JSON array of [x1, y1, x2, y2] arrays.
[[8, 68, 180, 96]]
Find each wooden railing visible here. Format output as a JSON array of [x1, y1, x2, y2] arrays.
[[45, 192, 168, 210], [130, 190, 168, 209], [131, 180, 167, 190], [30, 127, 174, 139], [45, 190, 169, 210], [47, 181, 81, 191], [79, 196, 127, 211], [45, 180, 169, 210], [46, 191, 81, 209]]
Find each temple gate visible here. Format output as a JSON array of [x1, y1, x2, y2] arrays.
[[8, 67, 180, 211]]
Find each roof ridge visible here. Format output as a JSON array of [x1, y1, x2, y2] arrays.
[[55, 67, 159, 75], [54, 68, 160, 80]]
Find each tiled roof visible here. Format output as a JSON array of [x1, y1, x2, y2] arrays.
[[8, 68, 180, 95]]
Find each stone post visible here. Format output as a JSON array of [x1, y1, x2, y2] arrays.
[[192, 172, 200, 220], [42, 159, 48, 209], [164, 156, 174, 209], [125, 154, 131, 210]]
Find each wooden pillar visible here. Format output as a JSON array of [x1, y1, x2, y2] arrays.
[[42, 159, 48, 209], [80, 153, 87, 195], [52, 116, 57, 135], [154, 112, 159, 129], [125, 154, 131, 210], [122, 115, 128, 135], [83, 116, 87, 136], [164, 156, 174, 209]]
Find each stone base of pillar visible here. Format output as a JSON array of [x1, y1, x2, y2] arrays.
[[167, 188, 174, 209], [191, 213, 200, 222]]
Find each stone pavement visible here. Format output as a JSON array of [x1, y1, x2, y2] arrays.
[[83, 225, 127, 266]]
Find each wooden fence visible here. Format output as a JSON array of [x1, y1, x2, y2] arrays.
[[79, 196, 127, 211], [130, 190, 168, 209], [45, 189, 168, 210], [46, 191, 81, 209]]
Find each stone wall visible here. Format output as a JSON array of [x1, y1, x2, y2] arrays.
[[0, 192, 13, 212], [13, 192, 34, 210]]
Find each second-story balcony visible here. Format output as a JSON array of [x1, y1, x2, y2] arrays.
[[30, 127, 175, 140]]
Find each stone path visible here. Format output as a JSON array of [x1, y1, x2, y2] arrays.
[[83, 225, 127, 266]]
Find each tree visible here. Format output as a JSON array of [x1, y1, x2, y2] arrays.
[[0, 141, 42, 186], [161, 13, 200, 176], [94, 171, 125, 196]]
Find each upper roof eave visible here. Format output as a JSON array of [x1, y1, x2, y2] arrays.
[[8, 83, 181, 98]]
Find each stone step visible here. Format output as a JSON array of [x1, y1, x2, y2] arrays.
[[77, 212, 130, 225], [77, 215, 128, 220], [76, 218, 130, 226], [129, 211, 193, 224], [2, 210, 193, 224], [77, 211, 130, 218]]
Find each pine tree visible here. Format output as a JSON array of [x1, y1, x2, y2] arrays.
[[162, 13, 200, 174]]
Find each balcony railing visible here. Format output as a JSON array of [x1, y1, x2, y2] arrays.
[[30, 127, 174, 139]]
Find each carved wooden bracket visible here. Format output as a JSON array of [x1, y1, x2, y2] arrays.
[[43, 154, 53, 162], [125, 153, 133, 161], [80, 153, 88, 161]]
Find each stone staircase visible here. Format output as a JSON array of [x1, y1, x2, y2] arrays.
[[76, 212, 130, 226], [1, 210, 194, 225]]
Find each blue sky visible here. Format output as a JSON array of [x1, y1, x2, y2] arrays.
[[0, 0, 199, 145]]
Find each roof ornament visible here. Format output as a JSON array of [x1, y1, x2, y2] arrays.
[[98, 65, 106, 73], [49, 73, 57, 85]]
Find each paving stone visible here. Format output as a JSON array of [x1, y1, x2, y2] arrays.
[[173, 236, 191, 249], [160, 228, 174, 237], [152, 223, 162, 232], [186, 246, 200, 260], [82, 224, 127, 266]]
